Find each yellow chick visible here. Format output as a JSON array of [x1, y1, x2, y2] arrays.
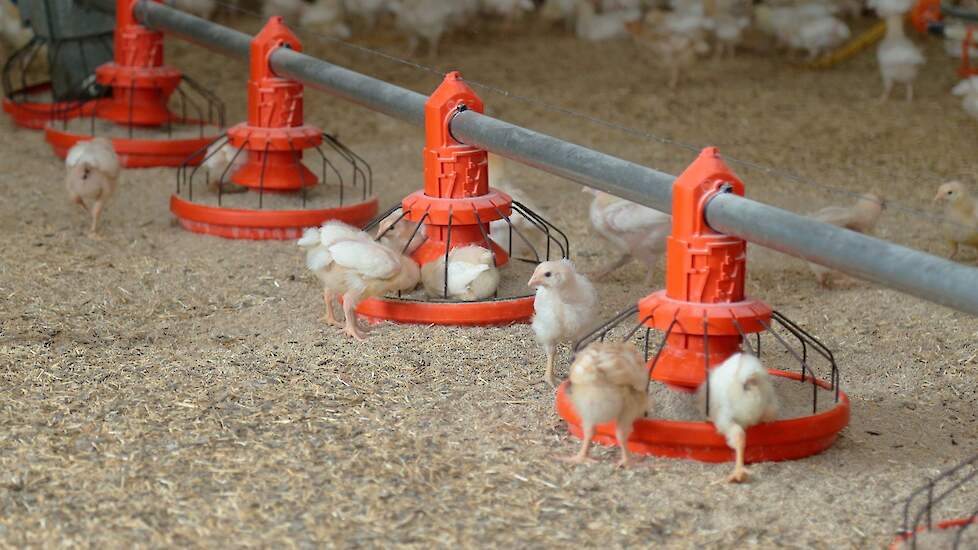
[[560, 341, 648, 468], [807, 193, 885, 286], [64, 137, 120, 236], [934, 181, 978, 260]]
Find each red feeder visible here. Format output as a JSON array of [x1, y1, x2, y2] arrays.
[[356, 72, 570, 326], [42, 0, 223, 167], [556, 147, 850, 463], [170, 17, 377, 240]]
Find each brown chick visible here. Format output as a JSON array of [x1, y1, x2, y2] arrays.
[[560, 341, 648, 468], [64, 137, 120, 236], [933, 181, 978, 261], [807, 193, 885, 287]]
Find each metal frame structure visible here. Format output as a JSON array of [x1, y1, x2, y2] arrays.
[[896, 453, 978, 549], [83, 0, 978, 317]]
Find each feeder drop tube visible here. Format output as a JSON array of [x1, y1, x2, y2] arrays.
[[124, 0, 978, 317]]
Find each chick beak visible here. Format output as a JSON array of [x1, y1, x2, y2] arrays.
[[933, 191, 944, 204], [528, 273, 543, 288]]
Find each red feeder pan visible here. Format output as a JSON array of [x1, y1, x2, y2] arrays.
[[557, 147, 850, 464], [356, 72, 570, 326], [170, 18, 378, 240], [42, 0, 223, 168]]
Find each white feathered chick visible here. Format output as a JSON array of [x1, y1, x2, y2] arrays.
[[375, 209, 428, 256], [560, 341, 648, 467], [342, 0, 391, 28], [529, 259, 599, 386], [263, 0, 305, 23], [867, 0, 914, 18], [710, 13, 751, 58], [421, 245, 500, 301], [302, 0, 352, 38], [575, 0, 641, 42], [877, 13, 924, 101], [389, 0, 457, 57], [65, 137, 120, 236], [480, 0, 534, 24], [586, 189, 671, 285], [933, 181, 978, 260], [807, 193, 884, 286], [202, 141, 247, 194], [790, 15, 851, 59], [698, 353, 778, 483], [628, 11, 710, 89], [541, 0, 577, 30], [952, 77, 978, 121], [298, 221, 421, 340]]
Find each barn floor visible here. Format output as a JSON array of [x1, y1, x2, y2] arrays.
[[3, 13, 978, 548]]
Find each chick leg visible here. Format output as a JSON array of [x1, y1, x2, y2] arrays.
[[948, 241, 960, 260], [89, 199, 106, 237], [543, 343, 558, 387], [592, 254, 630, 281], [727, 425, 750, 483], [340, 289, 367, 341], [558, 422, 598, 465], [615, 421, 637, 468], [321, 288, 343, 327], [880, 78, 893, 102]]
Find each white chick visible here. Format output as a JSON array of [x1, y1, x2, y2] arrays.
[[65, 137, 120, 236], [628, 11, 710, 89], [375, 208, 427, 256], [790, 15, 851, 59], [585, 189, 671, 285], [421, 245, 500, 301], [301, 0, 352, 38], [479, 0, 534, 24], [263, 0, 305, 23], [389, 0, 456, 57], [298, 222, 420, 340], [342, 0, 390, 28], [529, 259, 599, 386], [952, 77, 978, 121], [807, 193, 884, 286], [601, 0, 642, 10], [698, 353, 778, 483], [171, 0, 217, 19], [541, 0, 577, 30], [867, 0, 914, 18], [575, 0, 641, 42], [560, 341, 648, 467], [488, 154, 546, 259], [755, 3, 834, 50], [933, 181, 978, 260], [877, 13, 924, 101], [710, 13, 750, 58], [202, 141, 247, 194]]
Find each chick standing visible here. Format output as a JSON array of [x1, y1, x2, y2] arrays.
[[298, 221, 420, 340], [560, 341, 648, 467], [698, 353, 779, 483], [575, 0, 641, 42], [933, 181, 978, 260], [529, 259, 599, 386], [627, 10, 710, 89], [806, 193, 884, 286], [876, 12, 924, 101], [421, 245, 500, 301], [951, 77, 978, 122], [65, 137, 120, 236], [375, 208, 427, 256], [586, 189, 671, 285]]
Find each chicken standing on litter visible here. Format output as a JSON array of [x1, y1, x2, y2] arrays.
[[807, 193, 884, 286], [933, 181, 978, 260], [529, 259, 599, 386], [65, 137, 121, 236], [560, 341, 648, 468], [586, 189, 671, 285], [298, 221, 420, 340], [698, 353, 779, 483], [421, 245, 500, 301]]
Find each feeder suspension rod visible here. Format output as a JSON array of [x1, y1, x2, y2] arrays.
[[112, 0, 978, 317]]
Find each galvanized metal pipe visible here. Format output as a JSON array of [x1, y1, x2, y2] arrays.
[[127, 0, 978, 316]]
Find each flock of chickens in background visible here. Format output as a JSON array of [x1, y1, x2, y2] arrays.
[[4, 0, 978, 482]]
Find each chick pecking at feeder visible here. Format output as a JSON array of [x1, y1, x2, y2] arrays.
[[42, 0, 225, 168], [170, 16, 377, 240], [356, 71, 571, 327], [556, 147, 850, 480]]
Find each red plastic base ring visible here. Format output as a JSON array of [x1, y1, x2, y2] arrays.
[[556, 370, 850, 463], [890, 518, 978, 549], [44, 120, 220, 168], [2, 84, 94, 130], [357, 294, 535, 326], [170, 194, 379, 240]]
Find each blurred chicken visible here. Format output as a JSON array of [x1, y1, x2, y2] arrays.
[[65, 138, 120, 236], [575, 0, 641, 42], [709, 13, 750, 58], [585, 189, 671, 285], [301, 0, 352, 38], [375, 209, 427, 256], [263, 0, 305, 23], [488, 154, 546, 259], [0, 0, 30, 50], [202, 141, 247, 194], [933, 181, 978, 260], [628, 11, 710, 89], [877, 13, 923, 101], [171, 0, 217, 19], [298, 221, 420, 340], [421, 245, 500, 301], [560, 341, 648, 467], [698, 353, 778, 483], [480, 0, 535, 24], [342, 0, 390, 28], [541, 0, 577, 30], [389, 0, 457, 57], [952, 77, 978, 121], [790, 14, 850, 59], [867, 0, 914, 17], [529, 259, 599, 386], [755, 3, 840, 52], [807, 193, 884, 286]]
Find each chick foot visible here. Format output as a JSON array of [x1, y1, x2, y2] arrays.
[[557, 454, 598, 465], [727, 467, 750, 484]]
